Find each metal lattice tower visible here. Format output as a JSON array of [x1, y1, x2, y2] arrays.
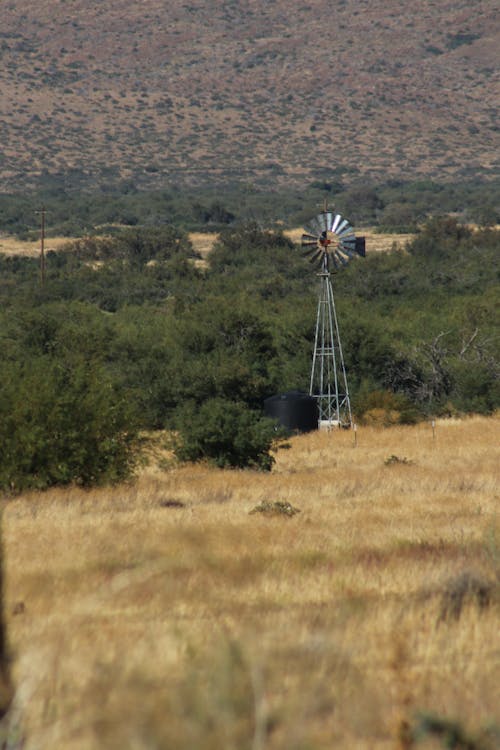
[[301, 207, 365, 428], [310, 258, 352, 426]]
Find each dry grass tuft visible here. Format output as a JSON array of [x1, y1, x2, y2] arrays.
[[2, 416, 499, 748], [436, 570, 498, 624], [249, 500, 301, 517]]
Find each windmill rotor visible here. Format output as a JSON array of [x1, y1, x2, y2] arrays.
[[301, 210, 365, 271]]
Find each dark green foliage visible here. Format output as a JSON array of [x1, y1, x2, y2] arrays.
[[338, 184, 385, 224], [168, 299, 277, 407], [410, 712, 499, 749], [173, 399, 282, 470], [0, 202, 498, 486], [408, 216, 473, 259], [0, 357, 139, 492], [1, 177, 498, 238]]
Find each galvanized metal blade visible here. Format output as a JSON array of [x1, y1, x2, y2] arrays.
[[309, 249, 324, 266], [341, 235, 356, 247], [340, 238, 356, 251], [338, 244, 354, 258], [333, 250, 349, 266], [309, 214, 324, 235], [335, 218, 350, 235], [329, 253, 339, 270], [304, 223, 319, 237], [337, 225, 354, 238], [302, 245, 320, 257], [331, 213, 342, 232], [302, 232, 319, 244], [319, 212, 329, 233]]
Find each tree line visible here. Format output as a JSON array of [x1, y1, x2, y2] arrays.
[[0, 217, 498, 490], [1, 176, 498, 239]]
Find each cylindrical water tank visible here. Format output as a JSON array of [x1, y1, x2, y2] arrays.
[[264, 391, 318, 433]]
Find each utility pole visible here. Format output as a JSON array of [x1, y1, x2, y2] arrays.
[[35, 206, 46, 286]]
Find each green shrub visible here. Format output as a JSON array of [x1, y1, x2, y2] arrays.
[[0, 358, 139, 492], [173, 398, 283, 470]]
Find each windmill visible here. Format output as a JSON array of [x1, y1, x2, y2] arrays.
[[301, 207, 365, 428]]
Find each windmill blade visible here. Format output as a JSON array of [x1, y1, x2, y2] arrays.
[[302, 245, 320, 258], [335, 218, 350, 235], [333, 250, 349, 266], [328, 253, 340, 270], [309, 249, 324, 266], [319, 212, 329, 233], [331, 213, 342, 232], [302, 232, 320, 243], [309, 214, 324, 235], [340, 239, 356, 254], [337, 252, 353, 264], [325, 211, 334, 231], [302, 238, 320, 250], [304, 221, 320, 237], [340, 235, 356, 248], [338, 245, 354, 258], [337, 225, 354, 238]]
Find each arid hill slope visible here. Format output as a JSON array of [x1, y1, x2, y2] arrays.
[[0, 0, 498, 189]]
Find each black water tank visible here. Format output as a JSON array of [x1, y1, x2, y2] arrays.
[[264, 391, 318, 433]]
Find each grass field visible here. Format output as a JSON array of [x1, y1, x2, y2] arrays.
[[0, 229, 415, 261], [2, 417, 499, 749]]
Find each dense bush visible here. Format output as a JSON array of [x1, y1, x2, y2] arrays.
[[173, 398, 283, 470], [0, 358, 139, 492]]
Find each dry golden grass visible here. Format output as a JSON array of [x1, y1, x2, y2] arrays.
[[2, 417, 499, 749], [0, 228, 412, 262], [188, 232, 219, 261], [0, 236, 70, 258]]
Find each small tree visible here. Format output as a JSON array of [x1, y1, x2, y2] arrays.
[[0, 358, 139, 492], [173, 398, 283, 470]]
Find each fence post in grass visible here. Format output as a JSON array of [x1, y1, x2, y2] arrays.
[[431, 419, 436, 442], [353, 422, 358, 448]]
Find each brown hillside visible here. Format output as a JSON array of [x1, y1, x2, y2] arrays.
[[0, 0, 498, 189]]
